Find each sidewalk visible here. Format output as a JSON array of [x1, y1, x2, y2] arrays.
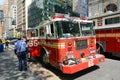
[[0, 49, 44, 80]]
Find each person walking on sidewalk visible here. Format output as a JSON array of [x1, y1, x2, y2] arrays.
[[5, 40, 9, 49], [0, 40, 4, 52], [14, 37, 28, 71]]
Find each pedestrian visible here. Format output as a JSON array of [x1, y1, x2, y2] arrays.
[[14, 37, 28, 71], [5, 40, 9, 49], [0, 40, 4, 52], [22, 37, 30, 60]]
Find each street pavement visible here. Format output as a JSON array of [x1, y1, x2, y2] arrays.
[[4, 45, 120, 80], [0, 46, 44, 80]]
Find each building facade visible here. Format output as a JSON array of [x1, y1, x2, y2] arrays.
[[17, 0, 26, 37], [17, 0, 32, 37], [0, 9, 3, 38], [88, 0, 120, 17], [28, 0, 72, 28], [25, 0, 32, 35], [2, 0, 8, 38], [73, 0, 88, 18], [2, 0, 16, 38], [0, 10, 3, 20], [9, 3, 17, 37]]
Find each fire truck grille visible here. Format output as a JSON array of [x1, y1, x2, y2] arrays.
[[75, 40, 88, 50]]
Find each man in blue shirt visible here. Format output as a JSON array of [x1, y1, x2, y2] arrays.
[[14, 37, 28, 71]]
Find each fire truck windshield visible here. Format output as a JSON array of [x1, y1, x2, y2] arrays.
[[55, 21, 94, 38], [55, 21, 80, 38], [80, 22, 95, 36]]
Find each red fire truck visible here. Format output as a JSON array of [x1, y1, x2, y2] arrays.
[[27, 13, 105, 74], [88, 11, 120, 57]]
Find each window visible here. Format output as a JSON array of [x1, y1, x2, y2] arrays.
[[104, 3, 117, 13], [80, 22, 94, 36], [27, 29, 38, 37], [105, 16, 120, 25], [39, 27, 45, 37], [46, 23, 54, 38], [55, 21, 80, 38]]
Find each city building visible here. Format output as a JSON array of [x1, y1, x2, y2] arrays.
[[1, 0, 16, 38], [9, 2, 17, 37], [73, 0, 88, 18], [16, 0, 25, 37], [17, 0, 32, 37], [2, 0, 8, 38], [25, 0, 33, 36], [0, 9, 3, 38], [0, 10, 3, 20], [1, 0, 89, 38], [88, 0, 120, 17], [28, 0, 72, 28], [28, 0, 89, 29]]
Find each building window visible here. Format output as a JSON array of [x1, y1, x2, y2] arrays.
[[104, 3, 117, 12], [105, 16, 120, 25]]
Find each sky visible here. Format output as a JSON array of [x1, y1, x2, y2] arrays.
[[0, 0, 4, 4]]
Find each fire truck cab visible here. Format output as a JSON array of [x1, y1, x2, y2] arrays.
[[27, 13, 105, 74]]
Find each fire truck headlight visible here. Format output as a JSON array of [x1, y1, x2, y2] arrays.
[[67, 53, 75, 59], [90, 49, 95, 54], [63, 59, 68, 65]]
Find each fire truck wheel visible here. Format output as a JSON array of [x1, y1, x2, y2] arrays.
[[26, 52, 31, 62], [42, 53, 49, 65], [97, 45, 104, 54]]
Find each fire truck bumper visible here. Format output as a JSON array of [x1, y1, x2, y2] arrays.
[[62, 54, 105, 74]]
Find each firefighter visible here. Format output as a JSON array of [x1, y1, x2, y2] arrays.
[[14, 37, 28, 71]]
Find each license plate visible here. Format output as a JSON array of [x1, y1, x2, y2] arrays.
[[80, 58, 86, 62]]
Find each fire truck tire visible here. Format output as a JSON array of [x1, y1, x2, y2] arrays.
[[41, 50, 49, 65], [26, 52, 31, 62], [43, 53, 49, 64], [97, 44, 104, 54]]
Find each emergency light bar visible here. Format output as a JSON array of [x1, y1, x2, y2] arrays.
[[52, 13, 70, 19], [52, 13, 65, 19]]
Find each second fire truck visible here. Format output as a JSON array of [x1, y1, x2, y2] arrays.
[[88, 12, 120, 57]]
